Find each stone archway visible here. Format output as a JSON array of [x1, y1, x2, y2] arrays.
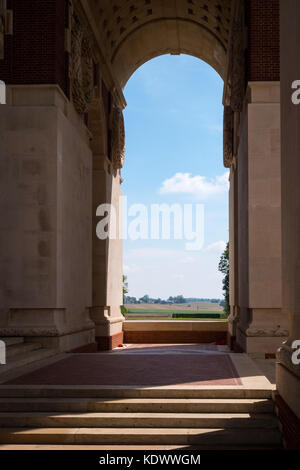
[[1, 0, 300, 448], [88, 0, 231, 85], [83, 0, 284, 355], [0, 0, 285, 356]]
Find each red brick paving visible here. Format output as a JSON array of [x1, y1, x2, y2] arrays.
[[6, 354, 242, 386], [123, 343, 219, 351]]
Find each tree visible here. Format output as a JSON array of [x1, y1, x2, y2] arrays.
[[174, 295, 185, 304], [218, 243, 230, 316], [123, 275, 128, 303], [121, 276, 129, 315]]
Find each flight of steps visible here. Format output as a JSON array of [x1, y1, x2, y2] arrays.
[[0, 387, 283, 449], [0, 337, 57, 378]]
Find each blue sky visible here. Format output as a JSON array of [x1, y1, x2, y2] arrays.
[[122, 54, 228, 300]]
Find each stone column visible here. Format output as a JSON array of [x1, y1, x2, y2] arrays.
[[89, 99, 124, 350], [90, 163, 124, 350], [276, 0, 300, 420]]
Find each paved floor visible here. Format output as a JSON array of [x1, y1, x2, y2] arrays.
[[109, 343, 229, 354], [252, 358, 276, 385], [0, 344, 274, 391], [5, 354, 241, 387]]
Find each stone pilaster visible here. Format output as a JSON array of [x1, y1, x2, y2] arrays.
[[228, 165, 240, 350], [89, 91, 125, 351], [276, 0, 300, 421], [235, 81, 287, 356]]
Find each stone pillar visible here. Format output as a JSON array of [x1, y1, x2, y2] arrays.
[[235, 82, 288, 356], [90, 163, 124, 350], [227, 165, 240, 349], [88, 93, 124, 351], [0, 85, 95, 351], [276, 0, 300, 421], [0, 1, 98, 352]]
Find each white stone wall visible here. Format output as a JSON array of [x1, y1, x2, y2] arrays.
[[0, 86, 95, 349]]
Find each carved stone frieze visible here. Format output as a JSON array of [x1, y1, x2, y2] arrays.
[[70, 10, 94, 114], [246, 328, 289, 338], [223, 105, 234, 168], [111, 104, 125, 170], [226, 0, 246, 113]]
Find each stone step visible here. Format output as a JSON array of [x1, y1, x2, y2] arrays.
[[0, 338, 24, 347], [0, 349, 58, 376], [0, 427, 282, 446], [6, 343, 42, 360], [0, 444, 283, 450], [0, 387, 273, 399], [0, 412, 279, 429], [0, 397, 274, 414]]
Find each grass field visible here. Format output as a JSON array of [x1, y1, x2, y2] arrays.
[[124, 316, 227, 321], [125, 302, 223, 312], [126, 308, 224, 315], [124, 302, 227, 321]]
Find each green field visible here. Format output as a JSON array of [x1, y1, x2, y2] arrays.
[[125, 316, 227, 321], [127, 308, 223, 315], [124, 307, 228, 321]]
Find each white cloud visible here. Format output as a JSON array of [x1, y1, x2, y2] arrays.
[[159, 172, 229, 199], [124, 264, 140, 274], [204, 241, 227, 253], [180, 256, 195, 264], [125, 248, 178, 259]]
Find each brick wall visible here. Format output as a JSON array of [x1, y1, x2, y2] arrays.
[[96, 332, 124, 351], [1, 0, 68, 95], [246, 0, 280, 81], [124, 330, 227, 345]]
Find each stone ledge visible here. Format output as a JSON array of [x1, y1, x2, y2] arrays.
[[276, 343, 300, 379], [248, 81, 280, 103], [0, 308, 95, 338]]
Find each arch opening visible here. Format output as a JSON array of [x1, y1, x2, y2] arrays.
[[121, 54, 229, 323]]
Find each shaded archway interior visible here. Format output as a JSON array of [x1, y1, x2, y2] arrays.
[[90, 0, 231, 87]]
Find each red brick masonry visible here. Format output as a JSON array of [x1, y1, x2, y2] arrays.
[[1, 0, 68, 95], [124, 330, 226, 345], [96, 331, 124, 351], [274, 394, 300, 450], [247, 0, 280, 81]]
